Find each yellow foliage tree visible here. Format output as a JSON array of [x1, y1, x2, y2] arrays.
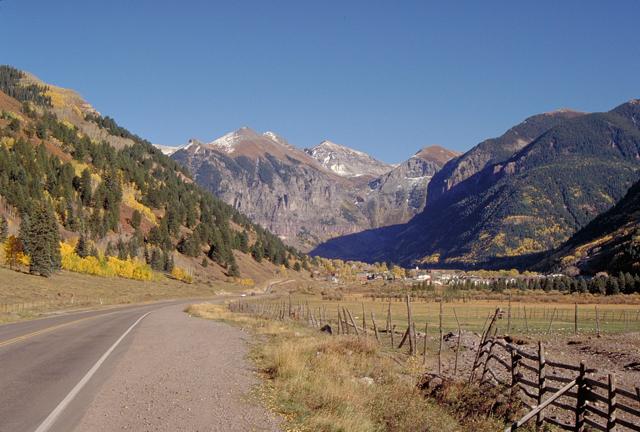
[[171, 266, 193, 284], [4, 235, 29, 269], [60, 241, 153, 281]]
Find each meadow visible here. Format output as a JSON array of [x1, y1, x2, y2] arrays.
[[283, 293, 640, 335]]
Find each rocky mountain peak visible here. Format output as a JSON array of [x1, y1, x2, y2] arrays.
[[305, 140, 392, 178], [413, 145, 460, 166], [263, 131, 294, 148]]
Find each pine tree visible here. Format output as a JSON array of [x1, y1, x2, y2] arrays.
[[18, 214, 30, 255], [150, 248, 164, 271], [238, 230, 249, 253], [164, 252, 174, 272], [228, 260, 240, 277], [117, 238, 128, 260], [143, 245, 150, 264], [27, 203, 61, 277], [79, 168, 92, 206], [75, 234, 89, 258], [0, 215, 7, 242], [130, 210, 141, 229]]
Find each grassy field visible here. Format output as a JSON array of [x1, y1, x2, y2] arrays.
[[188, 303, 507, 432], [0, 265, 244, 323], [269, 294, 640, 335]]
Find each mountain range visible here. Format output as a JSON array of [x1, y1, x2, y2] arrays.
[[313, 100, 640, 271], [8, 63, 639, 277], [162, 129, 458, 251]]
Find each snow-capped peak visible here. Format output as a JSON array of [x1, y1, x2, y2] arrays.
[[153, 144, 180, 156], [305, 140, 392, 178], [263, 131, 292, 148], [206, 127, 257, 153]]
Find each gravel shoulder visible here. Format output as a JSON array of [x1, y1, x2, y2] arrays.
[[73, 304, 281, 432]]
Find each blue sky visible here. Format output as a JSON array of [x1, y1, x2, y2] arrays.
[[2, 1, 639, 163]]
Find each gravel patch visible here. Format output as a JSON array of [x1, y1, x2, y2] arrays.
[[74, 304, 280, 432]]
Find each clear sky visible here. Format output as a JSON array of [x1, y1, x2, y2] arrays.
[[2, 0, 639, 163]]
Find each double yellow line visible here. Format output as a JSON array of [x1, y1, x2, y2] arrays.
[[0, 313, 114, 349]]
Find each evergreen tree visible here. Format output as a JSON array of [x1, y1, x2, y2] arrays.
[[79, 168, 92, 206], [75, 234, 89, 258], [27, 203, 61, 277], [228, 260, 240, 277], [238, 230, 249, 253], [143, 245, 150, 264], [18, 214, 30, 255], [130, 210, 141, 230], [117, 238, 128, 260], [0, 215, 7, 242], [164, 252, 174, 272], [150, 248, 164, 271], [605, 277, 620, 295], [105, 241, 115, 257]]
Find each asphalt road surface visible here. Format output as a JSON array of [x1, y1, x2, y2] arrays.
[[0, 300, 280, 432]]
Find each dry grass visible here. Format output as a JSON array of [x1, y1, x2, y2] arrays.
[[285, 294, 640, 335], [188, 303, 504, 432], [0, 266, 243, 323]]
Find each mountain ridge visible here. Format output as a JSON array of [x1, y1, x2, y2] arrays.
[[313, 100, 640, 268], [167, 128, 457, 251]]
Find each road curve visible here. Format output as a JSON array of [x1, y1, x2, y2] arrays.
[[0, 299, 280, 432], [0, 302, 175, 432]]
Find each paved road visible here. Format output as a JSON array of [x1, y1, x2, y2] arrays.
[[0, 300, 280, 432]]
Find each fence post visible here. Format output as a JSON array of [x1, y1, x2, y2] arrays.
[[422, 322, 429, 366], [595, 306, 601, 337], [438, 298, 443, 374], [371, 312, 380, 343], [511, 349, 521, 400], [546, 308, 557, 335], [536, 342, 546, 429], [575, 361, 587, 432], [507, 293, 512, 334], [390, 324, 396, 349], [607, 374, 617, 432], [406, 295, 415, 356], [345, 308, 359, 336], [386, 301, 392, 333], [574, 303, 578, 335], [453, 308, 462, 375]]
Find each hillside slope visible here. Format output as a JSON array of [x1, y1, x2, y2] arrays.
[[427, 110, 584, 205], [314, 100, 640, 268], [538, 175, 640, 275], [0, 65, 298, 281]]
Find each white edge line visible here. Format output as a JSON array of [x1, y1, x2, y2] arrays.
[[34, 312, 151, 432]]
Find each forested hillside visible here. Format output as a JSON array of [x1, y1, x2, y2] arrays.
[[0, 65, 299, 279], [314, 100, 640, 268], [539, 174, 640, 275]]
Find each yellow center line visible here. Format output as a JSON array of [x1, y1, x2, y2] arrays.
[[0, 311, 122, 349]]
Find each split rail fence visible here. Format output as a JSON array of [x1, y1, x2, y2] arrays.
[[229, 296, 640, 431]]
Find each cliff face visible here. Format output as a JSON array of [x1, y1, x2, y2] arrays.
[[364, 146, 460, 227], [169, 129, 457, 251]]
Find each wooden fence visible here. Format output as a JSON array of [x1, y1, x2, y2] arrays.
[[229, 297, 640, 432]]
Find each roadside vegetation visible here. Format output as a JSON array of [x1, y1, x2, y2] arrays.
[[188, 303, 506, 432]]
